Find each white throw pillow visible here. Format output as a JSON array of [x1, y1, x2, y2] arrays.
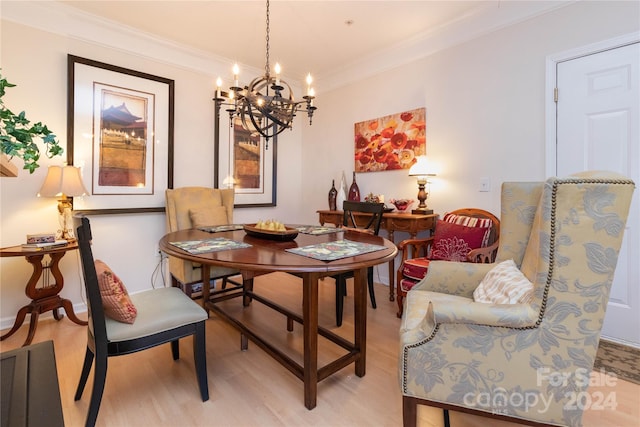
[[473, 259, 534, 304]]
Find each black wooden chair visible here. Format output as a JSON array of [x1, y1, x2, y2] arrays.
[[74, 217, 209, 427], [333, 200, 385, 326]]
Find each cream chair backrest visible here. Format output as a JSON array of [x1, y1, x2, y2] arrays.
[[516, 172, 633, 424], [521, 170, 635, 332], [166, 187, 235, 232], [165, 187, 237, 286], [494, 181, 544, 266]]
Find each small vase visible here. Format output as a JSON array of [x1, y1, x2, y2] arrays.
[[348, 171, 361, 202], [328, 180, 338, 210]]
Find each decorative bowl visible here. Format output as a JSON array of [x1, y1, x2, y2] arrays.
[[390, 199, 413, 212], [243, 224, 299, 241]]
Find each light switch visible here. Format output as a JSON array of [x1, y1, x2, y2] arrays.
[[479, 177, 491, 192]]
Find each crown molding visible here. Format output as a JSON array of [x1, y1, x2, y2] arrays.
[[2, 1, 572, 92]]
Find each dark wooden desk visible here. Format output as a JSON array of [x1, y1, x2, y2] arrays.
[[159, 228, 397, 410], [317, 210, 437, 300], [1, 340, 64, 427], [0, 243, 87, 347]]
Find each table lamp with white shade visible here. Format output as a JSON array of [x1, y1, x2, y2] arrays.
[[37, 165, 89, 241], [408, 156, 435, 214]]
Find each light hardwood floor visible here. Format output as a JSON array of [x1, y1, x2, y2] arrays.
[[1, 272, 638, 426]]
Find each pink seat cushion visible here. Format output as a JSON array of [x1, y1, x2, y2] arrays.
[[402, 257, 431, 281], [399, 277, 421, 293]]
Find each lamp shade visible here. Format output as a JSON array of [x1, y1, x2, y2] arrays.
[[38, 165, 89, 198], [409, 156, 435, 177]]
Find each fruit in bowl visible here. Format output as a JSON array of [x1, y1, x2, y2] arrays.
[[389, 199, 413, 212], [255, 219, 287, 231]]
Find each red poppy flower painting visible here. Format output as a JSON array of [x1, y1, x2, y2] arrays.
[[353, 107, 426, 172]]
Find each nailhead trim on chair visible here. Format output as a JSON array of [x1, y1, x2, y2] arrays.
[[401, 176, 636, 395]]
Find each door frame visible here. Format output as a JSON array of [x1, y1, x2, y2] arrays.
[[544, 32, 640, 177]]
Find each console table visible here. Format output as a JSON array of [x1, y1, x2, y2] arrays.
[[317, 210, 437, 301], [0, 242, 87, 347]]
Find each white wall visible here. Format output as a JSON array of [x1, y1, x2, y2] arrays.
[[2, 1, 639, 329], [0, 19, 304, 328], [300, 1, 640, 272]]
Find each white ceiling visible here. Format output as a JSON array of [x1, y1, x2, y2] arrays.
[[12, 1, 572, 89]]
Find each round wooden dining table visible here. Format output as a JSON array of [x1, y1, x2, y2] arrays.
[[159, 227, 397, 410]]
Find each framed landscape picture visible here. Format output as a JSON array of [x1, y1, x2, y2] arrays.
[[354, 107, 426, 173], [216, 117, 276, 208], [67, 55, 174, 214]]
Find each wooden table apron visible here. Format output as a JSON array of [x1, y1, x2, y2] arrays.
[[159, 229, 397, 410], [317, 210, 437, 301], [0, 243, 87, 347]]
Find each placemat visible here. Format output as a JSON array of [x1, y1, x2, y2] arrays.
[[286, 239, 386, 261], [198, 224, 245, 233], [170, 238, 251, 254], [295, 225, 342, 235]]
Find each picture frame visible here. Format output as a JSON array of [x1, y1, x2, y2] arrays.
[[67, 55, 174, 214], [354, 107, 426, 173], [215, 117, 277, 208]]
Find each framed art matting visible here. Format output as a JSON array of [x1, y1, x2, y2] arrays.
[[67, 55, 174, 214], [216, 117, 276, 208]]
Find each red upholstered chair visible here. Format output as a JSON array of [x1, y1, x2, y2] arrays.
[[396, 208, 500, 317]]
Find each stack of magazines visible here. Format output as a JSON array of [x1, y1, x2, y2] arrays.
[[21, 239, 68, 251]]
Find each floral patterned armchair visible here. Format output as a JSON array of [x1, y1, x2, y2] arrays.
[[399, 171, 635, 427]]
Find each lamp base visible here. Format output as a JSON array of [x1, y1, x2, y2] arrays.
[[412, 208, 433, 215]]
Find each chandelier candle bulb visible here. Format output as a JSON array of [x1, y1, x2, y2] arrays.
[[215, 77, 222, 98], [233, 63, 239, 87], [274, 63, 281, 85], [306, 73, 313, 95]]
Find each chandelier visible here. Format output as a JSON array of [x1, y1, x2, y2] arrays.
[[214, 0, 317, 142]]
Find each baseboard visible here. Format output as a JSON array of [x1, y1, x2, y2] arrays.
[[599, 336, 640, 350]]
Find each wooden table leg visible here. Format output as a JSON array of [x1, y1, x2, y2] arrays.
[[353, 268, 367, 377], [387, 229, 396, 301], [302, 272, 320, 410], [1, 251, 87, 346]]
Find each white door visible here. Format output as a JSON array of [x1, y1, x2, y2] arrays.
[[555, 41, 640, 346]]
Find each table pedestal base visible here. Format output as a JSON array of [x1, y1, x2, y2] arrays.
[[1, 295, 87, 347]]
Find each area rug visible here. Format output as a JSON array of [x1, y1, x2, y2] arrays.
[[593, 339, 640, 385]]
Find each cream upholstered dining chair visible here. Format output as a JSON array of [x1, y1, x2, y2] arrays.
[[74, 217, 209, 427], [396, 208, 500, 317], [399, 171, 635, 427], [165, 187, 242, 299]]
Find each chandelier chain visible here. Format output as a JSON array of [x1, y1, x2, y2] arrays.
[[265, 0, 270, 77]]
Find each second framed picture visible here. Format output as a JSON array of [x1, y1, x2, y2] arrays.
[[216, 118, 276, 208]]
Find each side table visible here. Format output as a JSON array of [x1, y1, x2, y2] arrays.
[[317, 210, 437, 301], [0, 242, 87, 347]]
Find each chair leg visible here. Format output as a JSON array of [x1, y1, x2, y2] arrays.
[[397, 293, 404, 318], [171, 339, 180, 360], [443, 409, 451, 427], [74, 347, 94, 401], [367, 267, 376, 309], [402, 396, 418, 427], [193, 321, 209, 401], [85, 352, 108, 427], [335, 275, 345, 327]]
